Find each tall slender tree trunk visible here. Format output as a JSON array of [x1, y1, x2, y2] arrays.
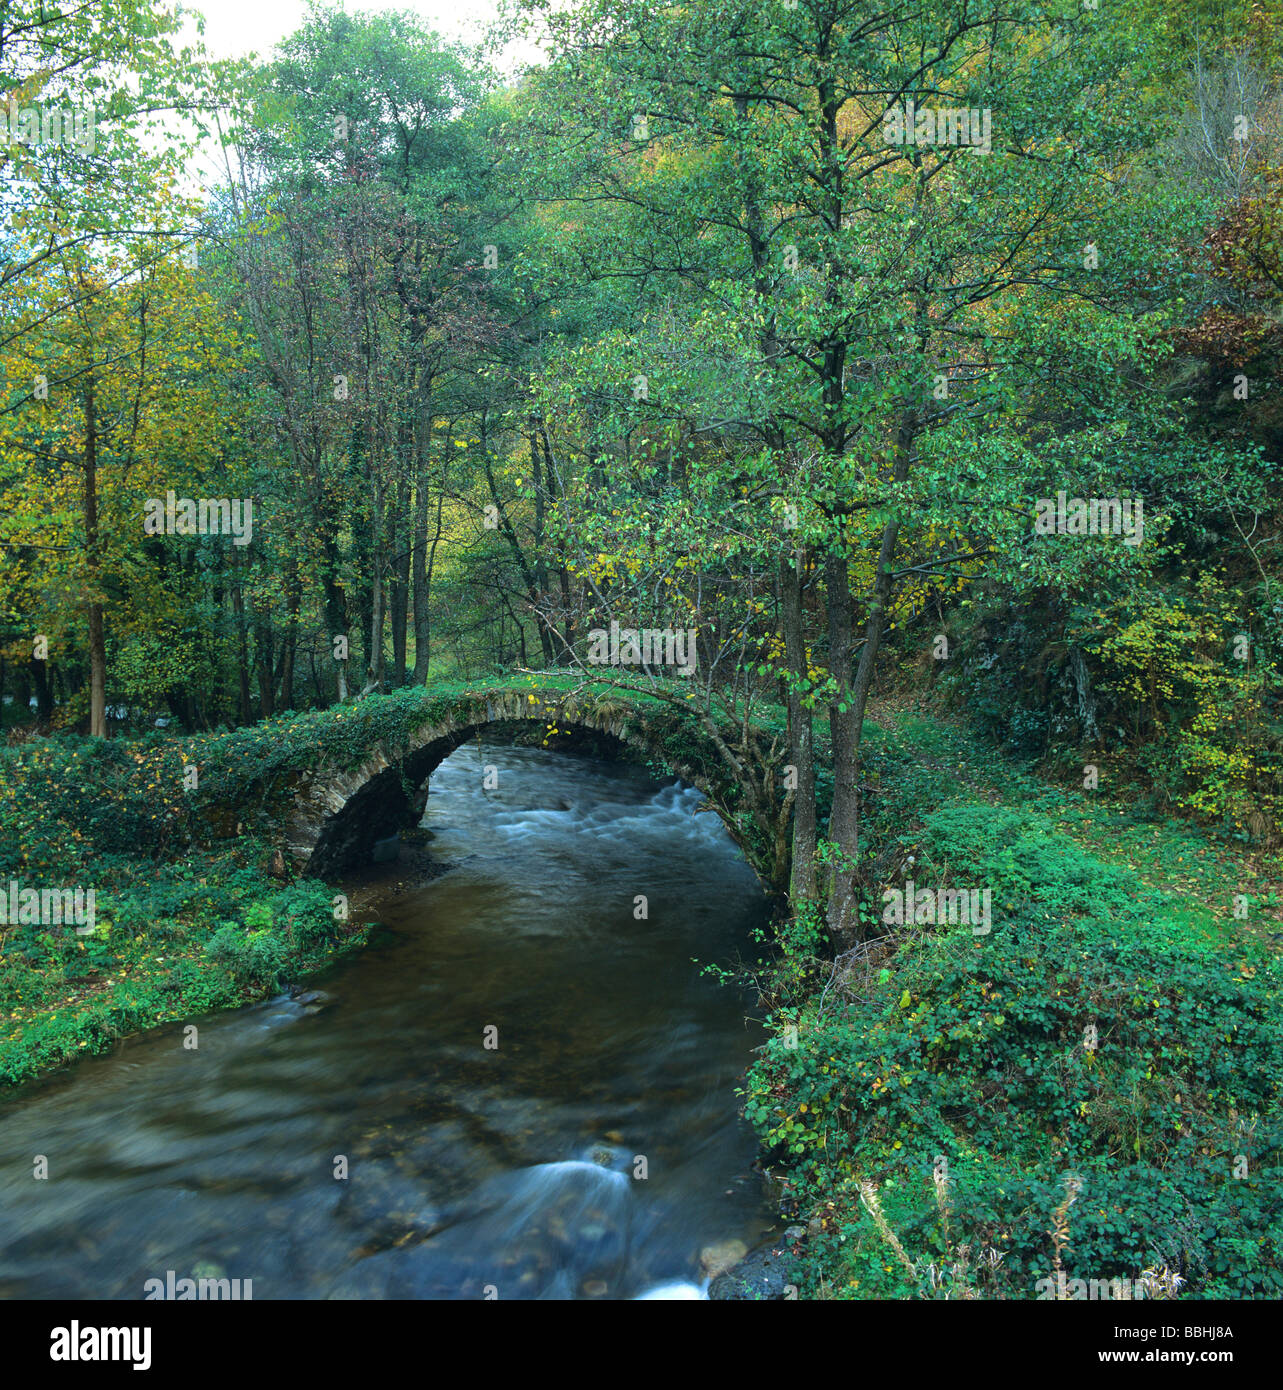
[[530, 428, 554, 665], [780, 549, 818, 905], [389, 466, 410, 686], [276, 572, 300, 710], [83, 375, 107, 738], [411, 410, 434, 684], [366, 574, 385, 693], [848, 419, 915, 740], [538, 429, 575, 663], [230, 571, 253, 725], [484, 435, 547, 663], [824, 547, 860, 937], [361, 437, 387, 694], [320, 511, 349, 704], [253, 603, 275, 718], [327, 578, 350, 702], [825, 420, 915, 937], [12, 662, 31, 720]]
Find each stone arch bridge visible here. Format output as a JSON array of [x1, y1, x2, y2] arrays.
[[224, 682, 783, 888]]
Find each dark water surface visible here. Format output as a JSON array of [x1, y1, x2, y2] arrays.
[[0, 744, 775, 1299]]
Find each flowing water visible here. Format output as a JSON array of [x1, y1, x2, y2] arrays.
[[0, 743, 776, 1300]]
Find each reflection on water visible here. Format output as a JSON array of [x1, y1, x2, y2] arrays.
[[0, 743, 775, 1299]]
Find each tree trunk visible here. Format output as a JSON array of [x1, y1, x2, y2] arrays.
[[230, 572, 253, 725], [323, 572, 349, 702], [847, 424, 914, 758], [389, 465, 410, 685], [530, 428, 554, 665], [275, 572, 300, 710], [411, 410, 435, 684], [780, 549, 818, 906], [361, 456, 387, 694], [824, 547, 860, 938], [83, 375, 107, 737], [365, 573, 385, 694], [826, 422, 915, 936], [12, 662, 31, 721], [539, 429, 576, 664], [31, 657, 53, 725], [254, 605, 275, 718]]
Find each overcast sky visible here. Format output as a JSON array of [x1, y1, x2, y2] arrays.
[[183, 0, 508, 61], [169, 0, 538, 187]]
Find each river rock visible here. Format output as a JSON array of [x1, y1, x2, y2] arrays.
[[707, 1241, 796, 1300], [699, 1238, 748, 1278]]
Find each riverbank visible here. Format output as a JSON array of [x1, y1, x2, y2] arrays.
[[0, 695, 451, 1094], [0, 839, 371, 1090], [741, 706, 1283, 1299]]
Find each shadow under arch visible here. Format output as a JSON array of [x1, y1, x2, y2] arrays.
[[285, 689, 743, 881]]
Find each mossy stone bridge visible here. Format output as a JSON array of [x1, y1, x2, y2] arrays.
[[201, 679, 784, 886]]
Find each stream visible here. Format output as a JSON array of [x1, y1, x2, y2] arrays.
[[0, 742, 776, 1299]]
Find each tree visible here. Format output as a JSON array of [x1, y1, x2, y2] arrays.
[[516, 0, 1187, 933]]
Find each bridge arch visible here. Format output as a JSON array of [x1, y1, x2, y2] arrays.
[[282, 687, 752, 880]]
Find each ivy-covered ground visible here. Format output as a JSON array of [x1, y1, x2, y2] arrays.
[[743, 709, 1283, 1300]]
